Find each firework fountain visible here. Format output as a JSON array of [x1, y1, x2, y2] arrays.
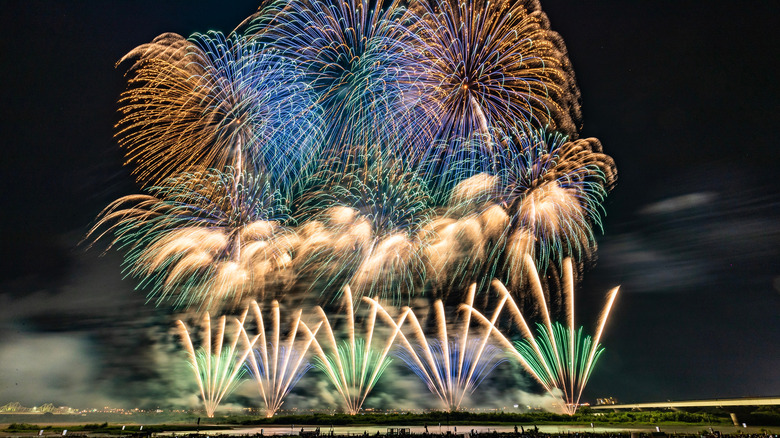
[[301, 287, 405, 415], [464, 256, 620, 415], [177, 313, 254, 417], [368, 285, 507, 411], [239, 300, 321, 417]]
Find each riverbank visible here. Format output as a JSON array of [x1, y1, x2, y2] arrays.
[[1, 422, 777, 438], [3, 409, 778, 437], [0, 424, 777, 438]]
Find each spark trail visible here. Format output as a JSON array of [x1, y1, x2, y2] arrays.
[[368, 284, 506, 411], [301, 286, 404, 414], [239, 300, 321, 417], [177, 312, 254, 417], [464, 256, 620, 415]]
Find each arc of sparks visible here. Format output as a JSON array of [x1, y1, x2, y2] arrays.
[[177, 312, 255, 417], [238, 300, 321, 417], [367, 284, 506, 411], [301, 286, 402, 414], [463, 257, 620, 415]]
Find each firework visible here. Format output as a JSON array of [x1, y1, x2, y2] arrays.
[[238, 300, 320, 417], [514, 322, 603, 412], [438, 124, 616, 283], [89, 0, 621, 414], [301, 287, 403, 414], [368, 285, 506, 411], [464, 257, 620, 415], [293, 153, 435, 304], [408, 0, 582, 170], [496, 128, 616, 277], [177, 313, 254, 417], [247, 0, 435, 162], [421, 204, 511, 301], [87, 168, 294, 309], [117, 31, 322, 191], [422, 123, 615, 298]]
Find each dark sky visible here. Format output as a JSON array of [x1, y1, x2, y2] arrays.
[[0, 1, 778, 409]]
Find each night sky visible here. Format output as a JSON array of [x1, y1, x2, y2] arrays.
[[0, 1, 778, 409]]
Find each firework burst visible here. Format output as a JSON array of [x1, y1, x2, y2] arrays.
[[87, 168, 294, 309], [293, 152, 435, 304], [407, 0, 582, 172], [117, 31, 322, 191], [438, 124, 616, 285], [494, 126, 616, 278], [248, 0, 434, 162]]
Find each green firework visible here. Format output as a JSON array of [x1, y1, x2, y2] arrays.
[[178, 314, 252, 417], [514, 322, 603, 407], [313, 338, 392, 414]]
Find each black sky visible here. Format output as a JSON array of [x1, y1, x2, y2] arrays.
[[0, 1, 778, 407]]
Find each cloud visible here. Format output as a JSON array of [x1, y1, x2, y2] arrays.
[[0, 237, 196, 409], [599, 182, 780, 293], [638, 192, 716, 215], [598, 234, 708, 293]]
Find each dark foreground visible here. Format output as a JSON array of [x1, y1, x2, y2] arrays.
[[1, 429, 778, 438], [2, 409, 779, 438]]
